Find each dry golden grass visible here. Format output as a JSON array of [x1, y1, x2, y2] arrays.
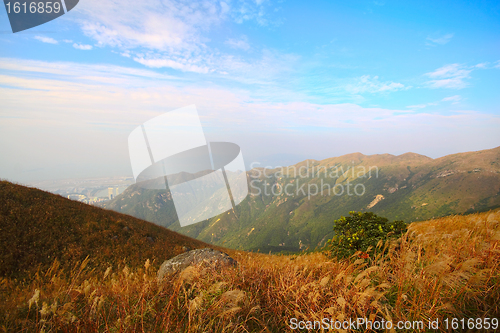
[[0, 180, 218, 281], [1, 209, 499, 332]]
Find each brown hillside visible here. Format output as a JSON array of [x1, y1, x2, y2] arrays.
[[0, 180, 218, 280], [1, 209, 498, 331]]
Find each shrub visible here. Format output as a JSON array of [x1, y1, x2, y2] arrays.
[[327, 211, 407, 259]]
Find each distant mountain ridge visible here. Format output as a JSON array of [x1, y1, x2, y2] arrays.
[[103, 146, 500, 252]]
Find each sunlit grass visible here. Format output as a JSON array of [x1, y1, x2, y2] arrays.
[[1, 209, 499, 332]]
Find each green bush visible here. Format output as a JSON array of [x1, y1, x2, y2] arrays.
[[327, 211, 407, 259]]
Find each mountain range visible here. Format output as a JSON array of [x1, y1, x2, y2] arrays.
[[103, 146, 500, 252]]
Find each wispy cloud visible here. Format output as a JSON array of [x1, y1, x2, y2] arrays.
[[1, 58, 494, 133], [426, 33, 454, 46], [73, 0, 277, 74], [120, 51, 131, 58], [425, 64, 471, 89], [133, 56, 210, 73], [34, 36, 58, 44], [474, 62, 488, 69], [345, 75, 406, 94], [0, 57, 181, 83], [231, 0, 274, 26], [407, 95, 462, 110], [406, 104, 427, 110], [73, 43, 93, 50], [407, 102, 438, 110], [442, 95, 462, 104], [77, 0, 226, 50], [495, 60, 500, 69], [225, 36, 251, 51], [216, 49, 299, 85]]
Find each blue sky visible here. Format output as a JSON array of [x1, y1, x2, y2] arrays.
[[0, 0, 499, 182]]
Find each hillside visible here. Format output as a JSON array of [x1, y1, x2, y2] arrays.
[[0, 180, 217, 280], [103, 146, 500, 252], [1, 207, 499, 331]]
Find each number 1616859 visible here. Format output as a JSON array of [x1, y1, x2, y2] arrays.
[[5, 1, 62, 14], [443, 318, 498, 330]]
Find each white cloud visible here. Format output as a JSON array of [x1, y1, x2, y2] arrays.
[[225, 36, 250, 51], [0, 57, 181, 82], [426, 33, 454, 45], [216, 49, 299, 84], [129, 48, 300, 86], [72, 0, 276, 74], [231, 0, 271, 26], [76, 0, 230, 51], [133, 56, 210, 73], [425, 64, 471, 89], [442, 95, 462, 104], [495, 60, 500, 69], [73, 43, 93, 50], [406, 102, 439, 110], [407, 95, 462, 109], [345, 75, 406, 94], [474, 62, 488, 69], [34, 36, 58, 44], [406, 104, 427, 109]]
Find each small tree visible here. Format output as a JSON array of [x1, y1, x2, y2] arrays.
[[327, 211, 407, 259]]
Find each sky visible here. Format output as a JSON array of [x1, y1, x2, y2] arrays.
[[0, 0, 499, 183]]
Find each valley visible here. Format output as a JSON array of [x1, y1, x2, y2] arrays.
[[103, 146, 500, 252]]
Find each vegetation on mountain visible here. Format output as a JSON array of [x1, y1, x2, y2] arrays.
[[103, 146, 500, 252], [327, 211, 407, 259]]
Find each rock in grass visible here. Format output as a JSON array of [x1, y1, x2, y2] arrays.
[[158, 248, 237, 280]]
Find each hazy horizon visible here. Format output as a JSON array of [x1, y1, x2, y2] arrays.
[[6, 145, 499, 186]]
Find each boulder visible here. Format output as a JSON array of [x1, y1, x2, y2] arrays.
[[157, 248, 237, 280]]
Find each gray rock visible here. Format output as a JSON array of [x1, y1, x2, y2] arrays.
[[158, 248, 237, 280]]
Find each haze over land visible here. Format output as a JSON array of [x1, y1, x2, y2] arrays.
[[103, 146, 500, 252]]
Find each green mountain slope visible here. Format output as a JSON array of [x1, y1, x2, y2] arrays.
[[0, 181, 217, 280], [103, 146, 500, 252]]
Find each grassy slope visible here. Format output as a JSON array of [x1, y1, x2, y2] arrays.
[[1, 199, 499, 331], [104, 146, 500, 252], [0, 181, 218, 281]]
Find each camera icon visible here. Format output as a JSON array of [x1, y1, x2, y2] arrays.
[[128, 105, 248, 227]]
